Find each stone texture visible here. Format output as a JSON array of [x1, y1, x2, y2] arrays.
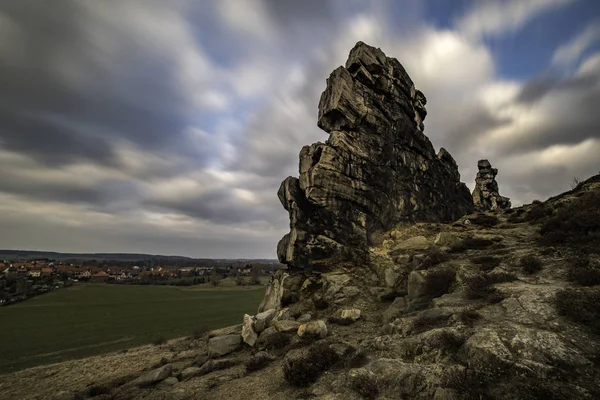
[[258, 270, 288, 313], [128, 364, 172, 387], [340, 309, 362, 321], [242, 314, 258, 346], [273, 320, 301, 333], [472, 159, 511, 211], [383, 297, 407, 323], [254, 308, 277, 333], [207, 334, 242, 358], [277, 41, 473, 269], [393, 236, 430, 251], [297, 320, 328, 339]]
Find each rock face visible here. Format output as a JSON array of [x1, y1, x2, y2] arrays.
[[472, 159, 511, 211], [277, 42, 473, 269]]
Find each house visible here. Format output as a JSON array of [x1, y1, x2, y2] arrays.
[[41, 267, 54, 277], [91, 271, 109, 283], [78, 270, 92, 280], [28, 268, 42, 278]]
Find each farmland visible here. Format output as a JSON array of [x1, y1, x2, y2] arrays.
[[0, 282, 265, 374]]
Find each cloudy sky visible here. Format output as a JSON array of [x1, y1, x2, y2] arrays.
[[0, 0, 599, 258]]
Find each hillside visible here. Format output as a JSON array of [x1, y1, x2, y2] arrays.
[[1, 42, 599, 400]]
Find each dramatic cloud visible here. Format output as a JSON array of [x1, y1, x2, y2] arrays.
[[0, 0, 599, 258]]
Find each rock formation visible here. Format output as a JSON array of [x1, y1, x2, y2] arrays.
[[472, 159, 511, 211], [277, 42, 474, 269]]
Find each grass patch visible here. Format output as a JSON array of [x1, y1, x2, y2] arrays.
[[519, 255, 543, 274], [555, 288, 600, 334], [539, 190, 600, 252], [0, 284, 265, 374], [282, 342, 339, 387]]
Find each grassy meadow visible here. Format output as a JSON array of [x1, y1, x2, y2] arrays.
[[0, 281, 266, 374]]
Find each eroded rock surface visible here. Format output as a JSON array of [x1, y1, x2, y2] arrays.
[[472, 159, 511, 211], [277, 42, 474, 269]]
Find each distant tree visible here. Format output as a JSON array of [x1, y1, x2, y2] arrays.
[[210, 268, 220, 287], [235, 269, 244, 286], [249, 265, 261, 285], [571, 176, 581, 189]]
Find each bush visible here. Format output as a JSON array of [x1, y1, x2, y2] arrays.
[[430, 330, 465, 354], [469, 214, 500, 228], [449, 237, 494, 253], [419, 249, 450, 270], [422, 268, 456, 298], [152, 335, 167, 346], [282, 342, 339, 387], [539, 191, 600, 252], [462, 273, 513, 301], [264, 332, 291, 351], [85, 385, 110, 397], [456, 309, 481, 326], [555, 288, 600, 334], [567, 256, 600, 286], [327, 316, 354, 326], [525, 204, 553, 222], [246, 353, 274, 372], [519, 255, 543, 274], [440, 368, 487, 400], [192, 326, 208, 340], [470, 256, 502, 272]]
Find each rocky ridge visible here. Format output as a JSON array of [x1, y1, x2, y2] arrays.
[[277, 41, 473, 269]]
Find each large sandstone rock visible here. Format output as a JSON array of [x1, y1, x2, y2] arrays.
[[277, 42, 473, 269], [242, 314, 258, 346], [472, 159, 511, 211], [127, 364, 172, 388], [207, 334, 241, 358]]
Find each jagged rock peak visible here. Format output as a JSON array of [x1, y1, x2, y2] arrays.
[[277, 41, 474, 269], [472, 159, 511, 211]]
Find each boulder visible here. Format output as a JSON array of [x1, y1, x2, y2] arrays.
[[273, 320, 301, 333], [394, 236, 430, 251], [242, 314, 258, 346], [383, 297, 407, 323], [472, 159, 511, 211], [254, 308, 277, 333], [276, 41, 473, 269], [208, 334, 241, 358], [258, 271, 288, 313], [178, 367, 202, 381], [341, 309, 362, 321], [161, 377, 179, 387], [297, 320, 328, 339], [128, 364, 172, 387], [192, 352, 209, 366]]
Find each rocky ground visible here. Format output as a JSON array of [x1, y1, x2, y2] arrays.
[[2, 176, 599, 400]]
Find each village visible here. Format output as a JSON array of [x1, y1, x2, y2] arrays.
[[0, 259, 277, 306]]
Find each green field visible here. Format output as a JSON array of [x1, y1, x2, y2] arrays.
[[0, 283, 265, 374]]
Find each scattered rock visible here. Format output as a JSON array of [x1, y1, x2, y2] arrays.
[[127, 364, 172, 388], [383, 297, 407, 323], [160, 377, 178, 387], [246, 351, 277, 372], [273, 320, 301, 333], [208, 334, 242, 358], [192, 352, 208, 367], [297, 320, 328, 339], [296, 313, 312, 324], [340, 309, 362, 321], [472, 159, 511, 211], [179, 367, 202, 382], [242, 314, 258, 346], [394, 236, 430, 251], [254, 308, 277, 333]]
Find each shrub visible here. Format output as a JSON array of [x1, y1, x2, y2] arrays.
[[470, 256, 502, 272], [532, 200, 542, 205], [327, 316, 354, 326], [519, 255, 543, 274], [450, 237, 495, 253], [567, 256, 600, 286], [539, 191, 600, 252], [486, 272, 518, 284], [526, 205, 553, 222], [462, 273, 513, 301], [152, 335, 167, 346], [456, 309, 481, 326], [265, 332, 291, 351], [419, 249, 450, 270], [555, 288, 600, 334], [469, 214, 500, 228], [422, 268, 456, 298], [86, 385, 110, 397], [246, 353, 274, 372], [192, 326, 208, 340], [430, 330, 465, 354], [344, 349, 369, 369], [440, 368, 487, 400], [282, 342, 339, 387]]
